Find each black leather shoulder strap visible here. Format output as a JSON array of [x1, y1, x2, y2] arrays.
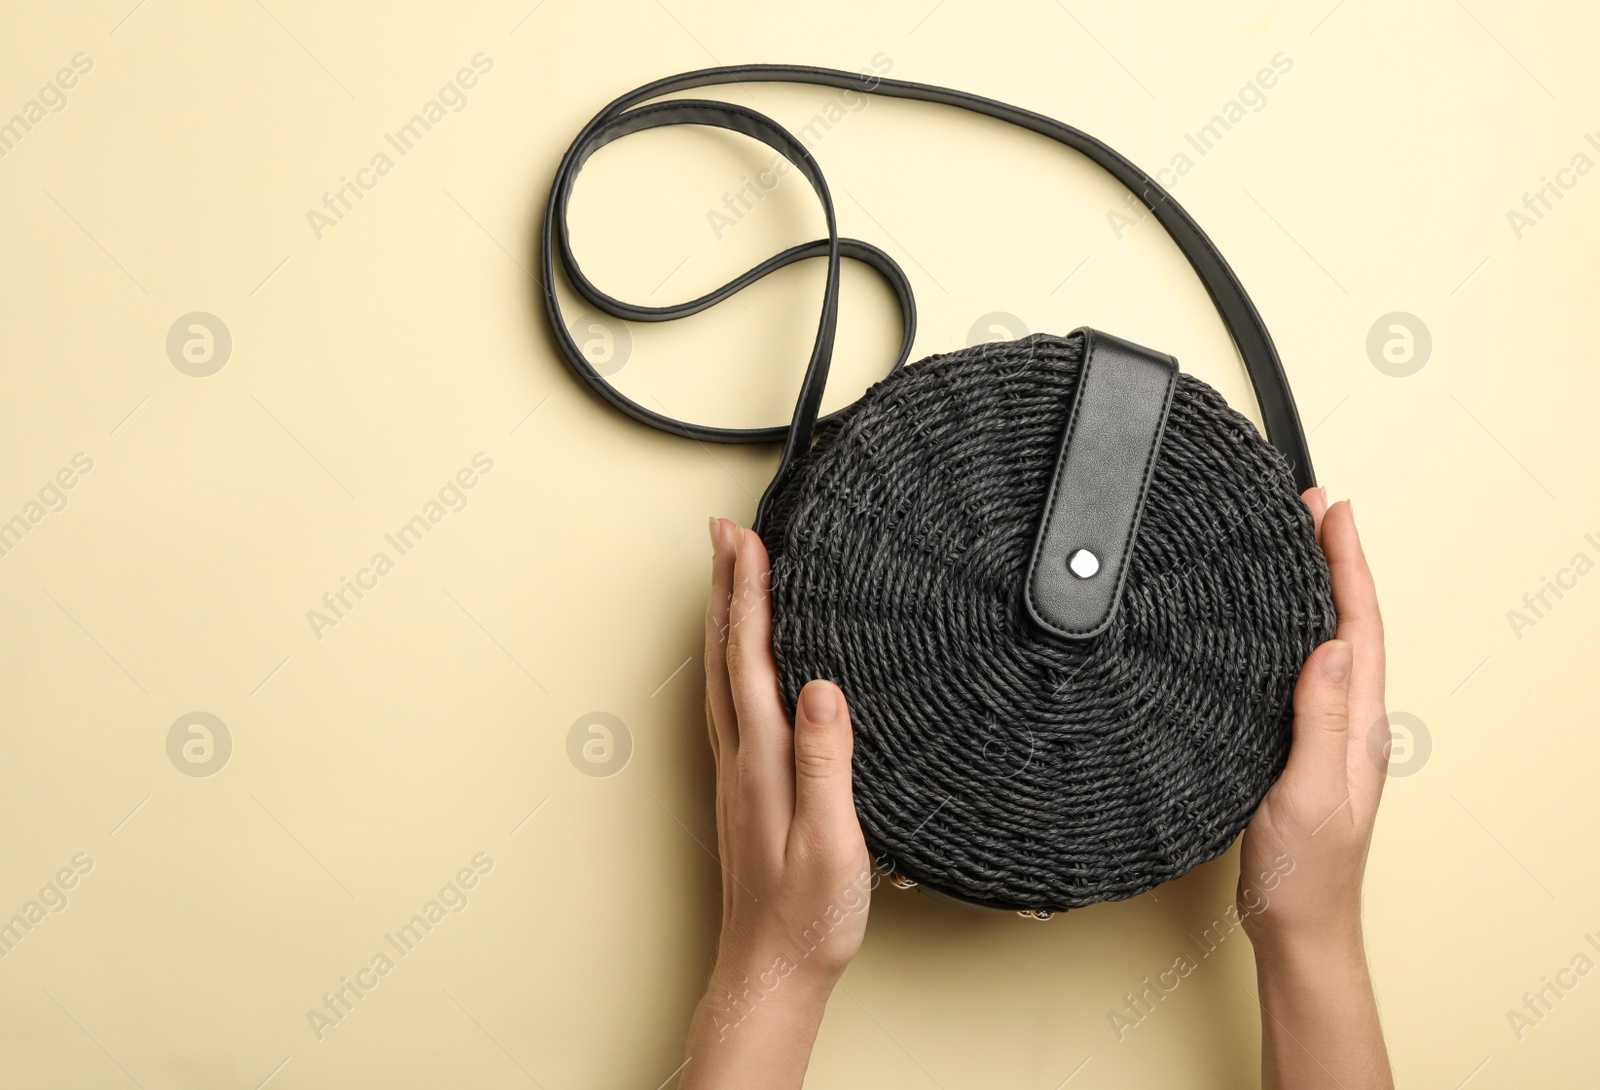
[[540, 64, 1316, 525]]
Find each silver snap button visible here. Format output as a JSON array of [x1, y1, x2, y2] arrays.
[[1067, 548, 1100, 579]]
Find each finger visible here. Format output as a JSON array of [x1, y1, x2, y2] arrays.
[[704, 518, 739, 765], [1320, 501, 1388, 802], [706, 691, 733, 920], [1322, 502, 1382, 642], [1277, 640, 1354, 824], [726, 526, 795, 835], [790, 679, 861, 857], [705, 519, 740, 919], [1300, 486, 1329, 541]]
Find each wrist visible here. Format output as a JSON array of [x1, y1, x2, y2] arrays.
[[1242, 891, 1365, 964], [682, 958, 836, 1090], [700, 952, 837, 1034], [713, 924, 853, 997], [1251, 924, 1370, 987]]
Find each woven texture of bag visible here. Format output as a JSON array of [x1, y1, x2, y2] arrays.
[[759, 331, 1337, 913]]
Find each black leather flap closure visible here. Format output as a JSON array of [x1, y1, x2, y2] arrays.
[[1025, 328, 1178, 640]]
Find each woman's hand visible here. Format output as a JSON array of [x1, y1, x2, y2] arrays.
[[1238, 491, 1395, 1089], [680, 519, 872, 1090]]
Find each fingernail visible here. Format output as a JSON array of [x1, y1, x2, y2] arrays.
[[1317, 486, 1328, 507], [800, 680, 839, 725], [709, 516, 721, 552], [1322, 641, 1352, 685]]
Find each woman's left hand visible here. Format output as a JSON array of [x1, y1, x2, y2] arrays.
[[680, 518, 873, 1090]]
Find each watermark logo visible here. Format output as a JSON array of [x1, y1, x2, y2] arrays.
[[0, 452, 93, 560], [1506, 933, 1600, 1041], [306, 453, 495, 641], [1368, 711, 1431, 777], [1507, 531, 1600, 641], [1366, 312, 1431, 377], [1107, 52, 1294, 239], [567, 712, 632, 777], [306, 852, 494, 1040], [1506, 132, 1598, 241], [570, 312, 632, 377], [705, 53, 893, 242], [167, 712, 232, 777], [708, 867, 875, 1040], [1105, 852, 1295, 1040], [0, 853, 93, 959], [167, 312, 232, 377], [967, 311, 1028, 347], [0, 52, 94, 159], [306, 53, 494, 241], [980, 719, 1034, 780]]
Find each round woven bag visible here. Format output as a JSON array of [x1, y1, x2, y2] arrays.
[[543, 65, 1338, 915], [758, 332, 1335, 912]]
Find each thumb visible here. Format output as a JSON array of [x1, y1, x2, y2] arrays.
[[791, 679, 859, 847], [1277, 640, 1354, 815]]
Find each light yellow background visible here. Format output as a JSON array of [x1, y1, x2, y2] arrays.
[[2, 0, 1596, 1087]]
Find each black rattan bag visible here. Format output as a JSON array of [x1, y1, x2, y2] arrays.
[[542, 65, 1336, 916]]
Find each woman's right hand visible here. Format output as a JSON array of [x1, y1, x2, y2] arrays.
[[1238, 491, 1387, 951], [1237, 491, 1395, 1089]]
